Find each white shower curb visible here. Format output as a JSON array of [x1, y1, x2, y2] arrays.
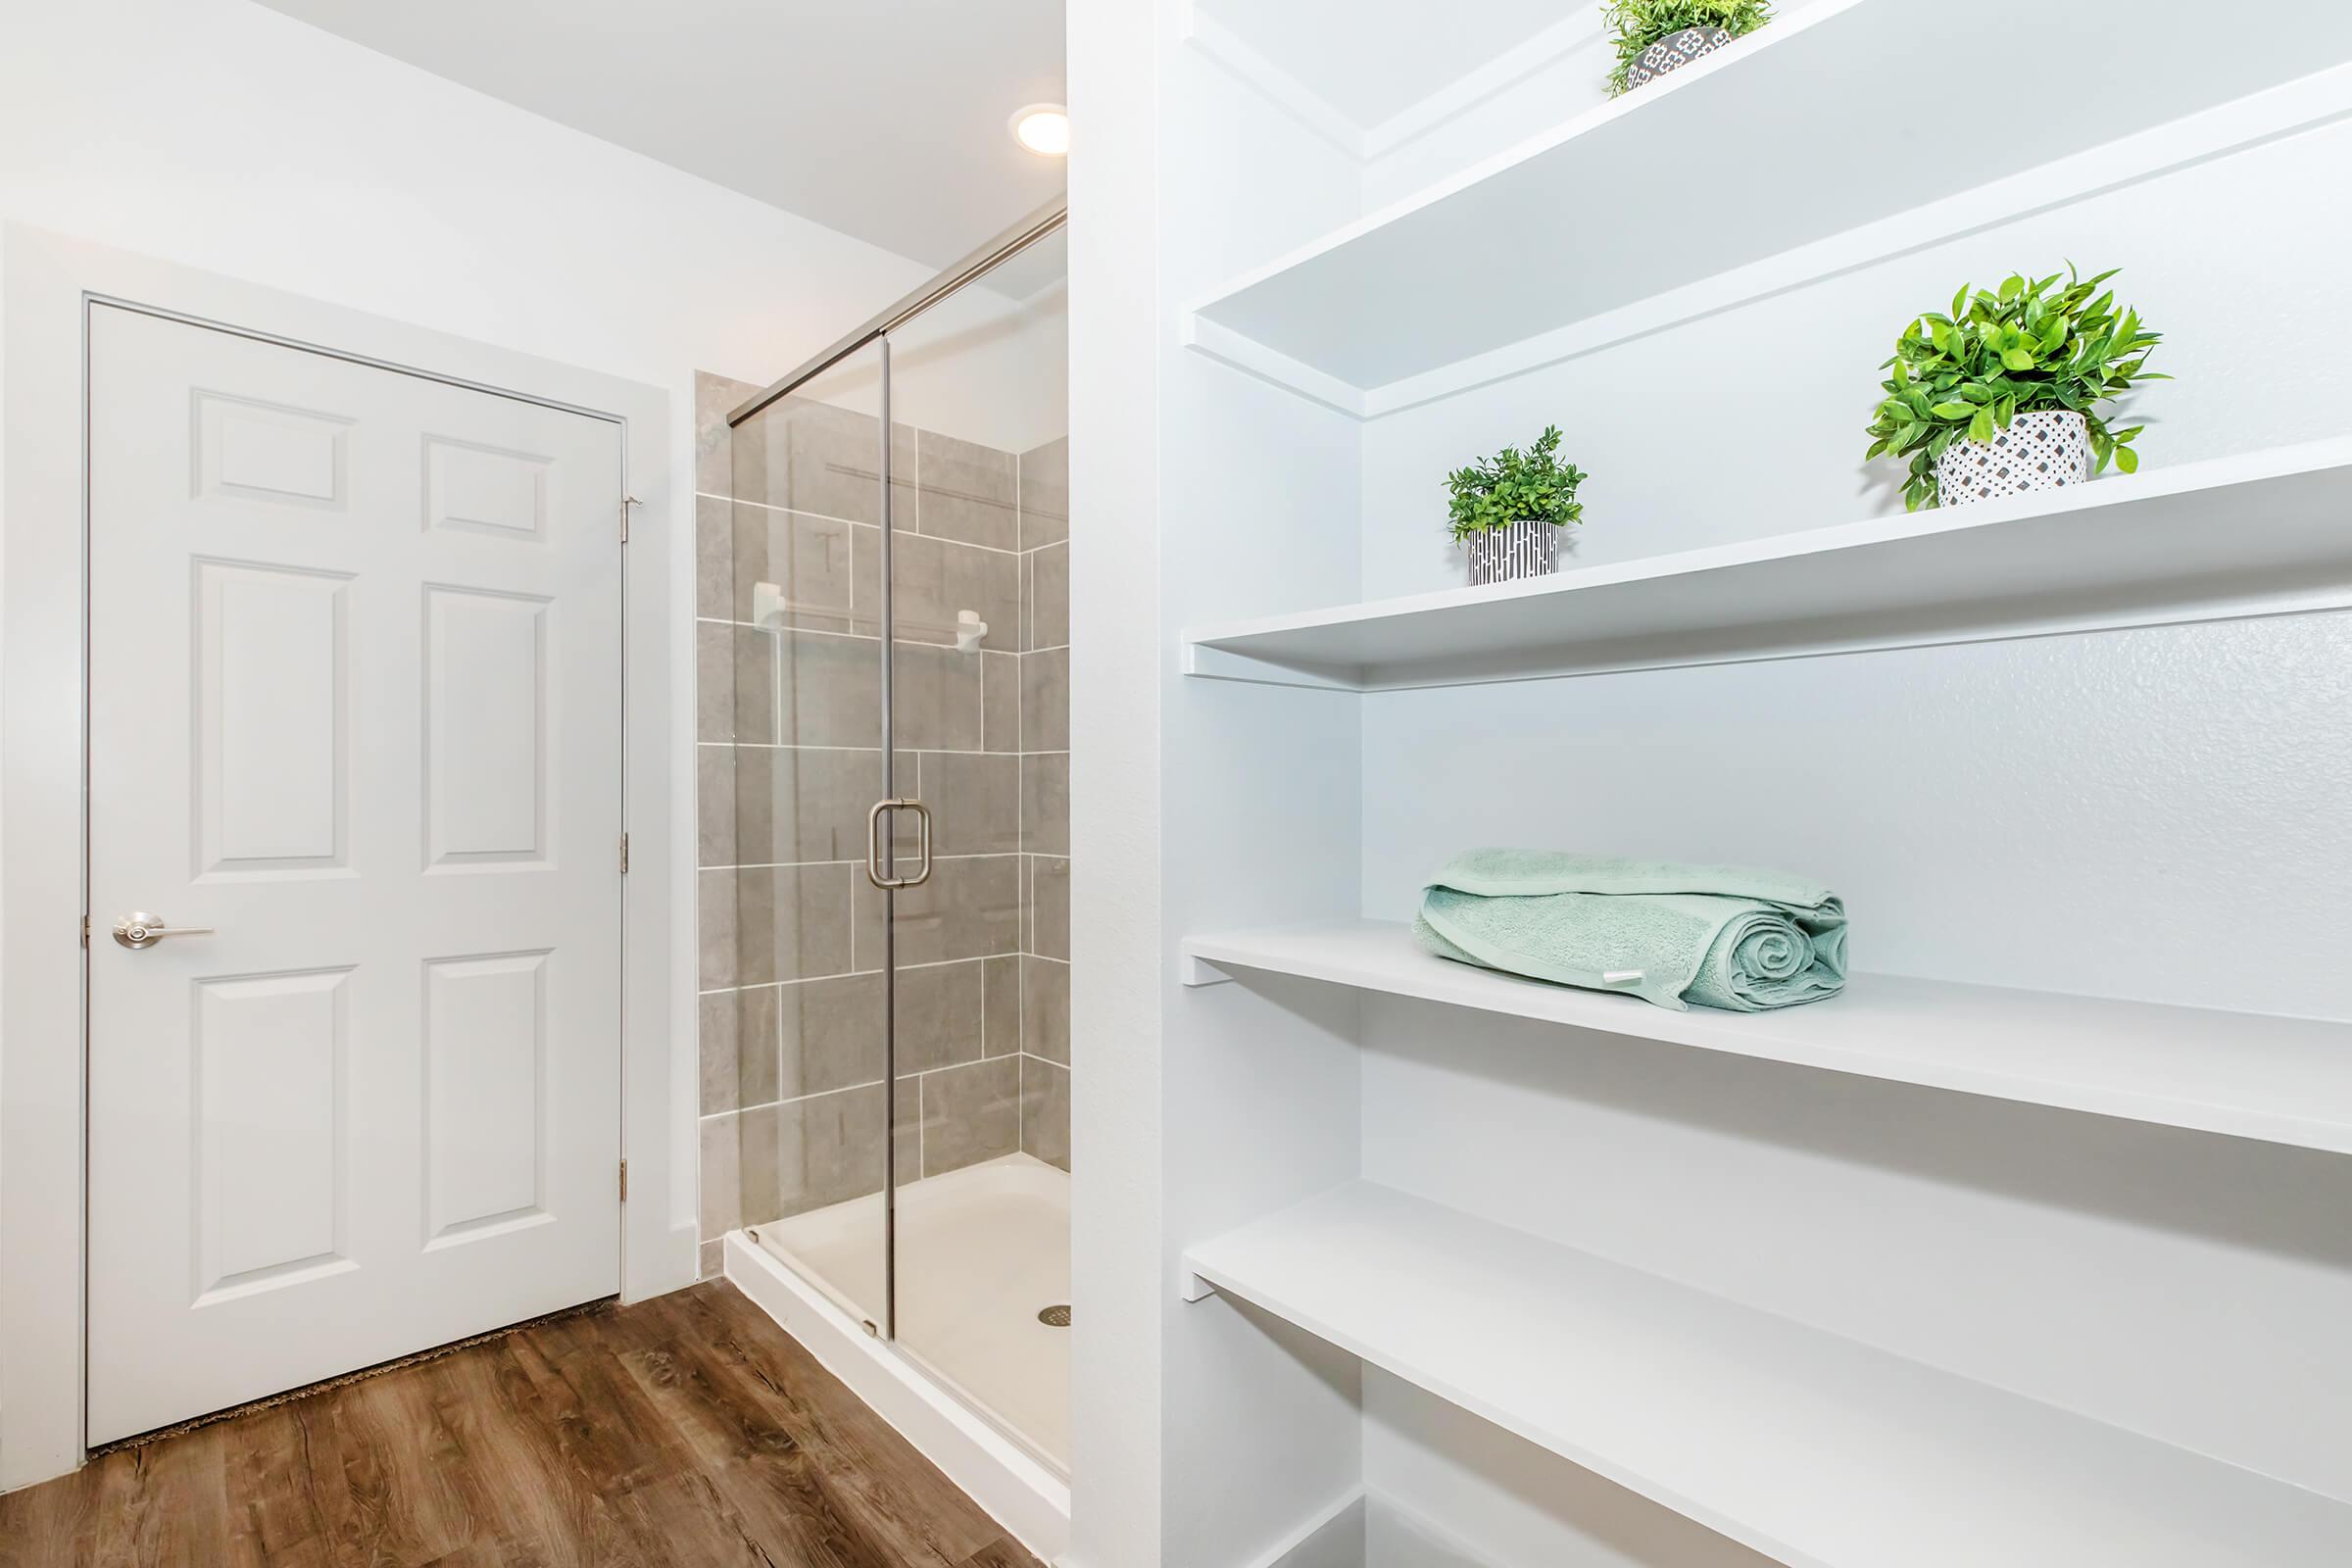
[[723, 1230, 1072, 1562]]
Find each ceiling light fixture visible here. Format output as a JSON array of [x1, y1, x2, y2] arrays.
[[1009, 103, 1070, 157]]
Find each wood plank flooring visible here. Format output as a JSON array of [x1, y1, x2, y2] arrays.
[[0, 1282, 1045, 1568]]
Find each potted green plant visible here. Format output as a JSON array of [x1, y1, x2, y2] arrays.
[[1602, 0, 1773, 94], [1865, 267, 2167, 511], [1446, 425, 1588, 585]]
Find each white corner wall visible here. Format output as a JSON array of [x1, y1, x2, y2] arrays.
[[1119, 3, 2352, 1563], [1069, 1, 1385, 1564]]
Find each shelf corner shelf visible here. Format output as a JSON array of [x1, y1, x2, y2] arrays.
[[1181, 919, 2352, 1156], [1184, 0, 2352, 409], [1179, 439, 2352, 692], [1180, 1180, 2352, 1568]]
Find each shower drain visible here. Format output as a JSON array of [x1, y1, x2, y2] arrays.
[[1037, 1303, 1072, 1328]]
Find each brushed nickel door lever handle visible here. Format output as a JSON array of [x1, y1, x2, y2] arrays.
[[112, 912, 216, 950]]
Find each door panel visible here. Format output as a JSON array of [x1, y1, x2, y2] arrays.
[[193, 561, 352, 876], [85, 306, 623, 1443]]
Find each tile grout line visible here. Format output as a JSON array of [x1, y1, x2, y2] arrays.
[[703, 742, 1063, 757], [702, 488, 1058, 545], [706, 1031, 1028, 1119], [701, 608, 1059, 652], [702, 852, 1024, 872]]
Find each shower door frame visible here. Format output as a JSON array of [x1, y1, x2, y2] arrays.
[[727, 195, 1067, 1348]]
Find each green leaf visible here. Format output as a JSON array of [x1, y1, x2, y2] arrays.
[[1866, 262, 2167, 480]]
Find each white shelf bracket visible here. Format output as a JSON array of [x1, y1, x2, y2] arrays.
[[1180, 1268, 1217, 1304], [1183, 640, 1366, 691], [1180, 948, 1234, 988]]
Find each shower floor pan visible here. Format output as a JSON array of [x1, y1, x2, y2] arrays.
[[725, 1153, 1072, 1560]]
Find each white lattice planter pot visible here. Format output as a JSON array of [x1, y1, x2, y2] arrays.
[[1463, 520, 1565, 585], [1934, 411, 2094, 508], [1621, 25, 1736, 91]]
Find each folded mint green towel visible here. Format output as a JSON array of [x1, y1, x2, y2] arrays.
[[1413, 849, 1847, 1013]]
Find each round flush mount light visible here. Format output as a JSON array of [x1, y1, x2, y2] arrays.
[[1009, 103, 1069, 157]]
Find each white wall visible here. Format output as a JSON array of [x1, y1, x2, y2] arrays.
[[1069, 1, 1378, 1564], [1065, 0, 1168, 1560], [0, 0, 941, 411], [1359, 112, 2352, 597], [760, 274, 1071, 455], [0, 0, 989, 1484], [1344, 55, 2352, 1564], [1108, 4, 2352, 1562], [1357, 0, 1836, 207]]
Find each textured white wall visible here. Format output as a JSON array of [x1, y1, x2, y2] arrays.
[[1342, 74, 2352, 1559], [1359, 110, 2352, 596], [1122, 9, 2352, 1563], [1363, 612, 2352, 1016]]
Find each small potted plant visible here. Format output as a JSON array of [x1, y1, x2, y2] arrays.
[[1865, 267, 2166, 511], [1447, 425, 1588, 585], [1603, 0, 1773, 95]]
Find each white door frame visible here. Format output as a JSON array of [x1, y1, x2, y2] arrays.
[[0, 225, 694, 1492]]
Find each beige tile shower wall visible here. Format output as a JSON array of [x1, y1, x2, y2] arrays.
[[1017, 435, 1072, 1171], [695, 372, 1045, 1276]]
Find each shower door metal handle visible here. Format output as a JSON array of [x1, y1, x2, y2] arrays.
[[864, 798, 933, 890]]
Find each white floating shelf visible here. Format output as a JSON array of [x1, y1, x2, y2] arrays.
[[1182, 920, 2352, 1156], [1188, 0, 2352, 404], [1185, 1181, 2352, 1568], [1181, 441, 2352, 691]]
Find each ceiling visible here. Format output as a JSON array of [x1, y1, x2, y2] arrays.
[[254, 0, 1067, 273]]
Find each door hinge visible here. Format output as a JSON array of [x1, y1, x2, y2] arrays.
[[618, 1159, 629, 1202], [620, 494, 641, 543], [80, 914, 90, 949], [619, 832, 629, 874]]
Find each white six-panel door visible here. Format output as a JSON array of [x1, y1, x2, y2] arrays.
[[84, 305, 624, 1443]]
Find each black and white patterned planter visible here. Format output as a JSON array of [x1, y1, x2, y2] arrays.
[[1621, 25, 1735, 92], [1934, 411, 2094, 507], [1463, 520, 1563, 585]]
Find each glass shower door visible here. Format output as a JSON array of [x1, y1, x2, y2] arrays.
[[727, 217, 1071, 1474], [727, 342, 900, 1337], [878, 259, 1071, 1469]]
